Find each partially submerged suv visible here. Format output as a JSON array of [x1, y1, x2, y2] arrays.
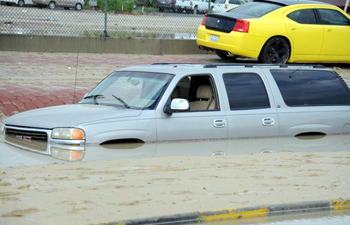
[[1, 64, 350, 155]]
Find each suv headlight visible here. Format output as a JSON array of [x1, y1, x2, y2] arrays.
[[51, 128, 85, 140]]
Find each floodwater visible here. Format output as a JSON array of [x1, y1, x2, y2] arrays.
[[1, 133, 350, 166], [200, 209, 350, 225]]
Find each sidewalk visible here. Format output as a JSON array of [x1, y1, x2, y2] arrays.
[[0, 52, 217, 119]]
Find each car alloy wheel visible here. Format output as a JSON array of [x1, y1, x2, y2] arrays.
[[48, 1, 56, 9], [260, 37, 290, 64]]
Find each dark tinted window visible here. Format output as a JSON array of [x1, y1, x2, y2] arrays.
[[287, 9, 317, 24], [223, 74, 270, 110], [227, 2, 283, 18], [229, 0, 245, 4], [271, 70, 350, 107], [318, 9, 350, 25]]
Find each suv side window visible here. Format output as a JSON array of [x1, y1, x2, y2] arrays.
[[271, 70, 350, 107], [170, 75, 219, 111], [223, 73, 270, 110], [287, 9, 317, 24], [317, 9, 350, 26]]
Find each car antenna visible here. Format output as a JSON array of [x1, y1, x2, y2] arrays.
[[73, 51, 79, 104]]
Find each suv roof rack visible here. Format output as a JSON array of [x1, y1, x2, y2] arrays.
[[151, 63, 325, 69]]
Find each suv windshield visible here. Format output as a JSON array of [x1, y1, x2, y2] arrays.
[[227, 2, 283, 18], [80, 71, 174, 109]]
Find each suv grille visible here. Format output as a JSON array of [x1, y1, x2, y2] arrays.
[[5, 128, 49, 152]]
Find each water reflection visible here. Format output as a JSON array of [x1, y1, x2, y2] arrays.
[[49, 134, 350, 162]]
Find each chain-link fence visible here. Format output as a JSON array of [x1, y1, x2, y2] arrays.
[[0, 0, 349, 39]]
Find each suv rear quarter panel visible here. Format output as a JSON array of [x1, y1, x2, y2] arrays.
[[263, 68, 350, 136]]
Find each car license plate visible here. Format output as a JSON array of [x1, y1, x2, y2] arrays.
[[209, 35, 219, 43]]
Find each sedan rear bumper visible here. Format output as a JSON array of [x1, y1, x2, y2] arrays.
[[196, 25, 262, 59]]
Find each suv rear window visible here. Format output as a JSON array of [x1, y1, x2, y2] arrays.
[[271, 70, 350, 107], [223, 73, 270, 110], [227, 2, 283, 18]]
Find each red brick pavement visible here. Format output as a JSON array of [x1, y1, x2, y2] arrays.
[[0, 52, 217, 119]]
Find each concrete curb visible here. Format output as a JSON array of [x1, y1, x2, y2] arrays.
[[0, 34, 212, 55], [83, 199, 350, 225]]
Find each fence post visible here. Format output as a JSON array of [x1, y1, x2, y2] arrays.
[[345, 0, 349, 13], [208, 0, 211, 13], [104, 0, 108, 37]]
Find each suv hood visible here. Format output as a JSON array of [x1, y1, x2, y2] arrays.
[[3, 104, 142, 129]]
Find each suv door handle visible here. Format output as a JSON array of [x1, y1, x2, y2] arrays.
[[213, 119, 226, 128], [262, 117, 275, 126]]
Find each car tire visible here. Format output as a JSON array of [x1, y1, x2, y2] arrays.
[[64, 7, 69, 10], [18, 0, 24, 7], [48, 1, 56, 9], [215, 51, 228, 60], [159, 7, 164, 12], [259, 37, 290, 64], [75, 3, 82, 10]]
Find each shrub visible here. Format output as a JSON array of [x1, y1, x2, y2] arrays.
[[134, 0, 156, 7], [97, 0, 135, 12]]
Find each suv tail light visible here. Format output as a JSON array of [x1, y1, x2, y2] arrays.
[[201, 14, 208, 26], [190, 1, 193, 6], [233, 19, 249, 33], [171, 0, 173, 4], [225, 4, 228, 9]]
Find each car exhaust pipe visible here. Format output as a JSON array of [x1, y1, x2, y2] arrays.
[[198, 45, 210, 51]]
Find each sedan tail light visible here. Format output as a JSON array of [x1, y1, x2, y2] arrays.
[[233, 19, 249, 33], [201, 14, 208, 26]]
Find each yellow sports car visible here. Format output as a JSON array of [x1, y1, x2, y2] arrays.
[[197, 0, 350, 64]]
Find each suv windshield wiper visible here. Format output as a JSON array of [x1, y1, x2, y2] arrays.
[[112, 94, 130, 109], [83, 94, 104, 105]]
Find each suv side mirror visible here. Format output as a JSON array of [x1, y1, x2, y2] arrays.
[[164, 98, 190, 114]]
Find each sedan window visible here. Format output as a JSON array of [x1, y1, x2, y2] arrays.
[[287, 9, 317, 25], [227, 2, 283, 18], [317, 9, 350, 26], [229, 0, 245, 4]]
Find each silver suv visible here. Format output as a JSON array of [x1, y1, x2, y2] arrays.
[[1, 64, 350, 155], [33, 0, 84, 10]]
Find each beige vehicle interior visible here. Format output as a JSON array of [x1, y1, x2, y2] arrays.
[[170, 75, 218, 111]]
